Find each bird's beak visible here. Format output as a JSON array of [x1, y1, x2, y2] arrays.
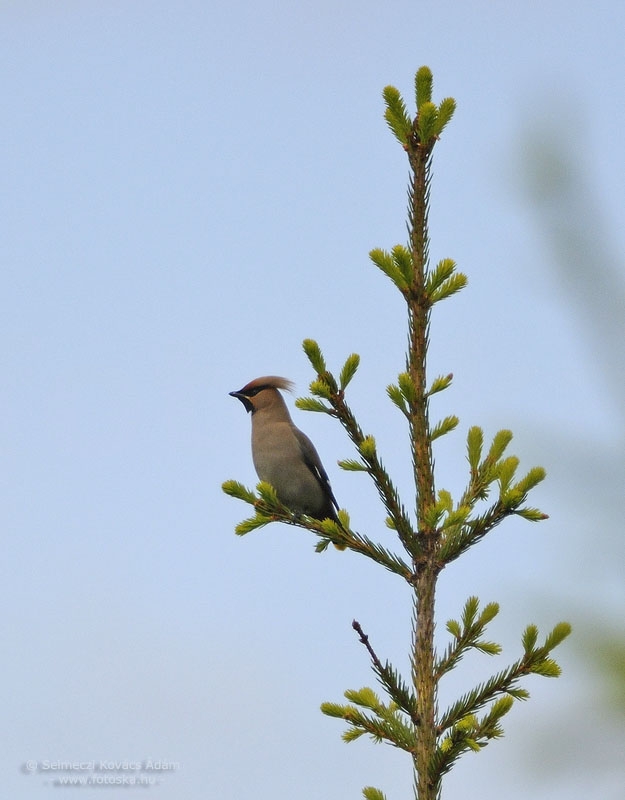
[[229, 390, 253, 413]]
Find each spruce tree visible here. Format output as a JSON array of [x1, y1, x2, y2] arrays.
[[223, 66, 571, 800]]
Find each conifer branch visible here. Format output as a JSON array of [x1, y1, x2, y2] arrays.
[[437, 620, 571, 733], [223, 479, 414, 580], [434, 597, 501, 679], [298, 357, 421, 560]]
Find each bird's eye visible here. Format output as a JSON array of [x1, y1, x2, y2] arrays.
[[247, 385, 269, 397]]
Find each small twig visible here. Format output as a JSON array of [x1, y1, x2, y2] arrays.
[[352, 620, 385, 673], [353, 619, 421, 727]]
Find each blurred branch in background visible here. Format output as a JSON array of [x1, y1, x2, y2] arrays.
[[520, 118, 625, 798], [523, 126, 625, 419]]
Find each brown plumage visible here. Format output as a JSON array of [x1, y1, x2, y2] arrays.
[[229, 376, 340, 524]]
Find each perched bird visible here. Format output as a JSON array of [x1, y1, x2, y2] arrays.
[[229, 376, 341, 525]]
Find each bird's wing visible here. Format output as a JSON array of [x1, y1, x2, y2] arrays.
[[292, 427, 339, 512]]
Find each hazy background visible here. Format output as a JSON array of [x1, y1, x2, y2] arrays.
[[3, 1, 624, 798]]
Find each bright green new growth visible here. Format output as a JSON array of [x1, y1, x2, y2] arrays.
[[222, 65, 570, 800]]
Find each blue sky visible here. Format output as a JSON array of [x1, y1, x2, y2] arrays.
[[3, 2, 624, 798]]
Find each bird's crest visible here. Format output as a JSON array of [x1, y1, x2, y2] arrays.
[[239, 376, 294, 394]]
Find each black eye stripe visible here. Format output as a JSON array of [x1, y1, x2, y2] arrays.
[[245, 385, 271, 397]]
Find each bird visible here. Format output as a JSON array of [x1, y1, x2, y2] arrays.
[[229, 376, 342, 529]]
